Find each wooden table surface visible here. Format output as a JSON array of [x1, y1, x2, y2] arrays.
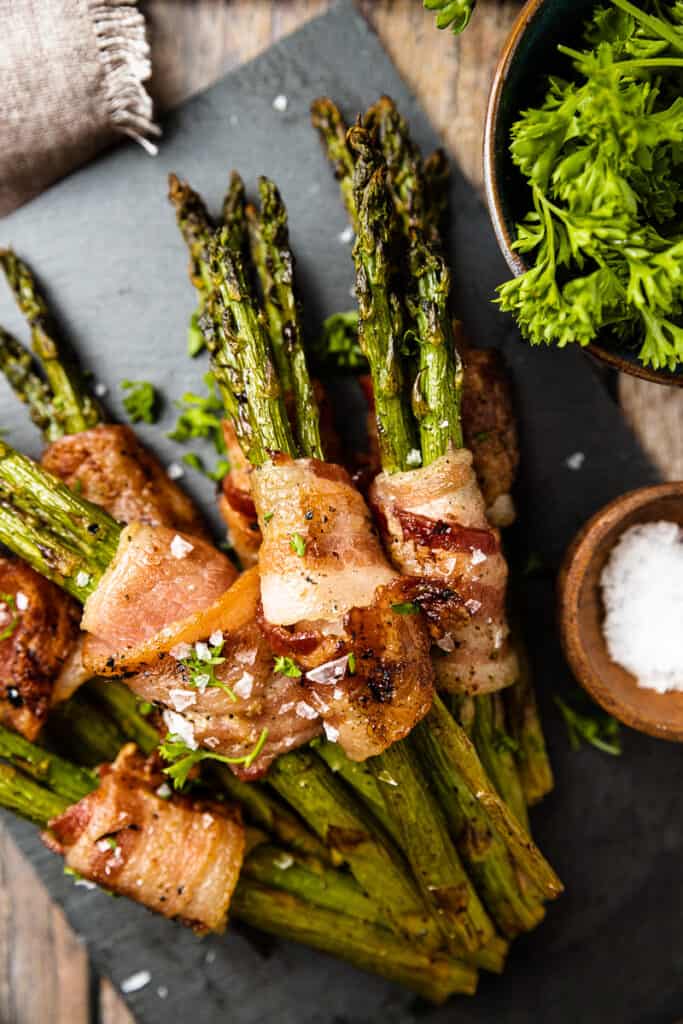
[[0, 3, 680, 1022]]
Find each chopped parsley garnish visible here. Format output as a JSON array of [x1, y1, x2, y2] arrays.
[[179, 638, 237, 701], [425, 0, 474, 36], [137, 701, 153, 716], [158, 728, 269, 790], [182, 452, 230, 482], [391, 601, 421, 616], [273, 655, 302, 679], [554, 694, 622, 756], [187, 310, 205, 357], [347, 652, 356, 675], [120, 380, 158, 424], [0, 593, 19, 642], [290, 533, 307, 557], [168, 372, 225, 450], [263, 512, 274, 524]]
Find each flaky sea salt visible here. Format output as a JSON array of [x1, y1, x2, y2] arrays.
[[338, 225, 354, 244], [167, 462, 185, 481], [15, 591, 28, 611], [170, 534, 194, 559], [233, 672, 254, 700], [163, 710, 198, 749], [121, 970, 151, 994], [601, 520, 683, 693], [273, 94, 288, 112], [169, 688, 197, 712], [566, 451, 585, 471]]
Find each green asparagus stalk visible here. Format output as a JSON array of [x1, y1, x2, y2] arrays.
[[364, 96, 428, 241], [349, 127, 418, 474], [504, 641, 554, 806], [208, 228, 295, 465], [0, 250, 100, 434], [0, 724, 95, 803], [0, 327, 62, 440], [232, 883, 477, 1001], [310, 98, 357, 228], [247, 177, 323, 459], [86, 679, 160, 757], [415, 696, 562, 900], [472, 693, 529, 831], [167, 172, 216, 357], [313, 738, 399, 843], [46, 691, 127, 768], [0, 762, 70, 824], [0, 440, 119, 600]]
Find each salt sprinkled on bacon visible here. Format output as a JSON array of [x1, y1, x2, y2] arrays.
[[169, 688, 197, 712], [323, 722, 340, 742], [194, 641, 211, 662], [295, 701, 318, 720], [155, 783, 172, 799], [471, 548, 487, 565], [209, 630, 224, 647], [170, 642, 192, 660], [465, 598, 482, 615], [305, 655, 349, 686], [15, 591, 28, 611], [170, 534, 194, 560], [162, 710, 198, 750], [436, 633, 455, 653], [233, 672, 254, 700]]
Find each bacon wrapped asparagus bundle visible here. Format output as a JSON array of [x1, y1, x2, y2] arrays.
[[0, 729, 474, 1001]]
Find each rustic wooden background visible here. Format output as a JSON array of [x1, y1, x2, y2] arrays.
[[0, 2, 680, 1022]]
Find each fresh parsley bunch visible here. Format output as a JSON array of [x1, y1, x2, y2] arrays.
[[424, 0, 475, 35], [498, 0, 683, 371]]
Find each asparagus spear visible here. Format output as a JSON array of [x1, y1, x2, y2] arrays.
[[0, 327, 62, 440], [310, 98, 357, 227], [504, 633, 554, 806], [0, 724, 95, 803], [46, 690, 128, 768], [247, 177, 323, 460], [472, 693, 529, 831], [313, 737, 399, 843], [86, 679, 160, 757], [348, 127, 418, 473], [0, 250, 100, 434]]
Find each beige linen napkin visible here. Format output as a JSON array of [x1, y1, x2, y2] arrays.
[[0, 0, 159, 217]]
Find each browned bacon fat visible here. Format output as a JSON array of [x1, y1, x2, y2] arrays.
[[44, 745, 244, 932], [82, 523, 239, 676], [0, 558, 81, 738], [370, 447, 518, 694], [42, 424, 209, 539], [251, 456, 434, 759]]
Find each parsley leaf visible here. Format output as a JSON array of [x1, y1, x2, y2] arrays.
[[273, 655, 302, 679], [158, 729, 269, 790], [347, 652, 357, 675], [120, 380, 158, 424], [0, 593, 19, 642], [554, 694, 622, 756], [290, 533, 307, 557], [178, 638, 237, 701], [168, 373, 225, 450], [424, 0, 475, 35], [391, 601, 421, 615]]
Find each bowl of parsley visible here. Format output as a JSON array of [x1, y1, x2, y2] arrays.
[[484, 0, 683, 385]]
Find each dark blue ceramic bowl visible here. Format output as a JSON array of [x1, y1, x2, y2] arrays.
[[483, 0, 683, 387]]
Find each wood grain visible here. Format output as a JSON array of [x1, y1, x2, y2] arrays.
[[0, 1, 679, 1022]]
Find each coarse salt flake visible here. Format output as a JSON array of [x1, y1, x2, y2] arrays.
[[167, 462, 185, 481], [436, 633, 455, 653], [157, 987, 168, 1000], [170, 534, 194, 559], [305, 655, 349, 685], [566, 451, 585, 471], [94, 382, 108, 398], [121, 970, 151, 995], [338, 225, 354, 244], [295, 701, 318, 720], [209, 630, 224, 647], [233, 672, 254, 699], [75, 571, 91, 588], [471, 548, 487, 565], [169, 688, 197, 712], [15, 591, 28, 611], [162, 710, 197, 750], [195, 641, 211, 661], [601, 520, 683, 693], [323, 721, 339, 742], [274, 852, 294, 870], [273, 94, 288, 112], [170, 642, 192, 661], [156, 783, 172, 799]]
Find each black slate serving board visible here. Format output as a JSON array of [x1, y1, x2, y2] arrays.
[[0, 4, 680, 1022]]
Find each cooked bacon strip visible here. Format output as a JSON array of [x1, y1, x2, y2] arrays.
[[0, 558, 80, 738], [253, 457, 396, 625], [218, 382, 342, 567], [461, 348, 519, 528], [251, 456, 434, 759], [370, 447, 518, 694], [360, 346, 519, 526], [218, 422, 261, 568], [82, 523, 238, 675], [42, 424, 210, 539], [44, 745, 244, 932]]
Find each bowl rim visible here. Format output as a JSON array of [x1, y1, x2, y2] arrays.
[[558, 481, 683, 741], [482, 0, 683, 388]]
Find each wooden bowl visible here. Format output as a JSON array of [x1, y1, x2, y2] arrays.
[[558, 483, 683, 741], [483, 0, 683, 388]]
